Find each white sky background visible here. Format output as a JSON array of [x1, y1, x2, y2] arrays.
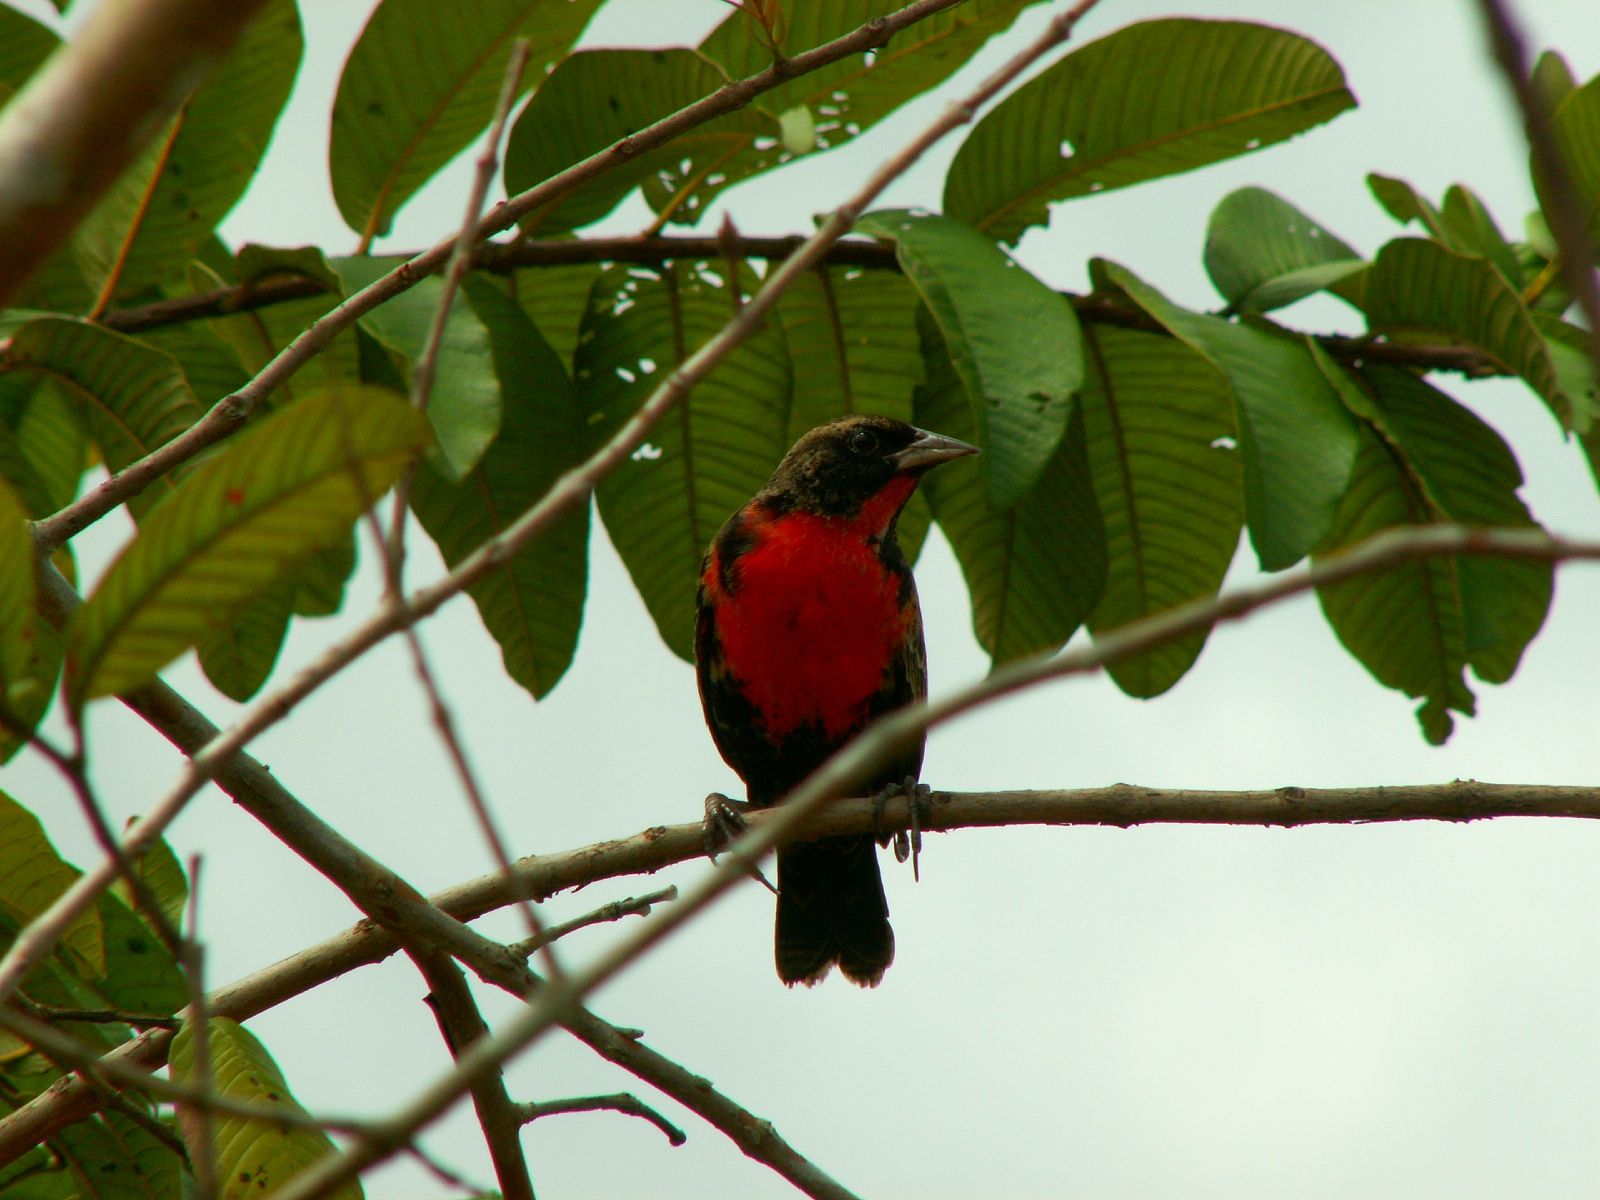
[[7, 0, 1600, 1196]]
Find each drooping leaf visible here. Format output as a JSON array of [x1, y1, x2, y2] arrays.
[[1314, 366, 1550, 744], [918, 314, 1104, 664], [1355, 237, 1573, 430], [1, 319, 202, 518], [330, 0, 606, 241], [774, 265, 932, 557], [945, 18, 1356, 244], [70, 0, 302, 303], [410, 277, 589, 699], [171, 1018, 364, 1200], [577, 262, 790, 660], [108, 829, 188, 943], [1203, 186, 1364, 313], [334, 255, 502, 480], [1098, 260, 1357, 570], [197, 578, 295, 701], [504, 48, 773, 235], [0, 789, 104, 976], [67, 389, 427, 704], [1078, 325, 1242, 698], [1541, 73, 1600, 247], [856, 210, 1081, 508]]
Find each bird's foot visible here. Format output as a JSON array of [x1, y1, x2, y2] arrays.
[[702, 792, 777, 895], [873, 777, 933, 882]]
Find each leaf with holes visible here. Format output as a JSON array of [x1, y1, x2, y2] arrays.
[[1099, 260, 1358, 570], [775, 265, 931, 557], [1, 318, 202, 520], [918, 314, 1105, 664], [171, 1019, 364, 1200], [67, 389, 427, 705], [1078, 325, 1242, 698], [411, 277, 589, 699], [330, 0, 605, 241], [335, 254, 501, 480], [1354, 238, 1573, 431], [1203, 187, 1364, 313], [504, 48, 774, 235], [506, 262, 604, 366], [1314, 367, 1549, 744], [946, 18, 1355, 245], [577, 262, 790, 661], [857, 210, 1081, 509], [70, 0, 302, 305]]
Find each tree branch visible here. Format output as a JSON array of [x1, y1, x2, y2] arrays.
[[516, 1092, 686, 1147], [0, 0, 278, 305], [30, 0, 972, 554]]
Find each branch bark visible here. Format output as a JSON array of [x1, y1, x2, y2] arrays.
[[0, 0, 277, 304]]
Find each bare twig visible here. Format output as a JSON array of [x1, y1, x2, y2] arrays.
[[510, 888, 677, 960], [517, 1092, 686, 1147], [384, 37, 533, 578], [31, 0, 972, 554], [1475, 0, 1600, 370], [413, 950, 534, 1200]]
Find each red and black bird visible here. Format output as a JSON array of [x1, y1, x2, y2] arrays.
[[695, 416, 977, 986]]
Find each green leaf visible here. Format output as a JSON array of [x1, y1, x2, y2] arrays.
[[334, 255, 502, 480], [945, 18, 1356, 244], [0, 789, 104, 976], [1440, 185, 1523, 288], [0, 5, 57, 97], [137, 320, 252, 408], [1538, 314, 1600, 438], [45, 1110, 182, 1200], [775, 265, 932, 558], [330, 0, 605, 241], [1315, 367, 1550, 744], [109, 830, 188, 943], [67, 389, 427, 704], [856, 211, 1082, 508], [1541, 73, 1600, 247], [0, 474, 58, 763], [1355, 238, 1572, 430], [1531, 50, 1577, 112], [91, 890, 186, 1016], [1203, 186, 1363, 313], [69, 0, 302, 303], [411, 277, 589, 699], [171, 1019, 364, 1200], [1, 319, 202, 518], [290, 534, 358, 617], [507, 262, 604, 366], [504, 48, 772, 235], [206, 246, 360, 405], [577, 262, 790, 661], [1078, 325, 1242, 698], [197, 578, 295, 701], [1368, 172, 1447, 236], [1097, 260, 1358, 570], [918, 315, 1105, 664]]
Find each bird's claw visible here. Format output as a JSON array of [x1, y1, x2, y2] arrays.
[[873, 777, 933, 882], [702, 792, 778, 895]]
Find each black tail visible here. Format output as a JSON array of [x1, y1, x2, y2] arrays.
[[775, 835, 894, 987]]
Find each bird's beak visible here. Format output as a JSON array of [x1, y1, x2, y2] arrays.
[[892, 427, 980, 472]]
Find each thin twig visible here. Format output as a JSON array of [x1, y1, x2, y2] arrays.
[[178, 857, 215, 1200], [384, 37, 533, 579], [517, 1092, 686, 1147], [510, 888, 677, 960], [9, 998, 179, 1029], [30, 0, 972, 555], [1475, 0, 1600, 371]]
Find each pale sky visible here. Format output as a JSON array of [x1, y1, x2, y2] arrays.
[[8, 1, 1600, 1197]]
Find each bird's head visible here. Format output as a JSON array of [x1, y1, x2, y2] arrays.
[[760, 416, 978, 523]]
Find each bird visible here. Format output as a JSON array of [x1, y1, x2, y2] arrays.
[[694, 415, 978, 986]]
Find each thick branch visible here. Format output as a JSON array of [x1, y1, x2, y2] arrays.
[[0, 0, 277, 304], [97, 235, 1507, 379]]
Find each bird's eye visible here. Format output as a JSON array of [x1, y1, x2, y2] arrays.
[[847, 428, 879, 456]]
